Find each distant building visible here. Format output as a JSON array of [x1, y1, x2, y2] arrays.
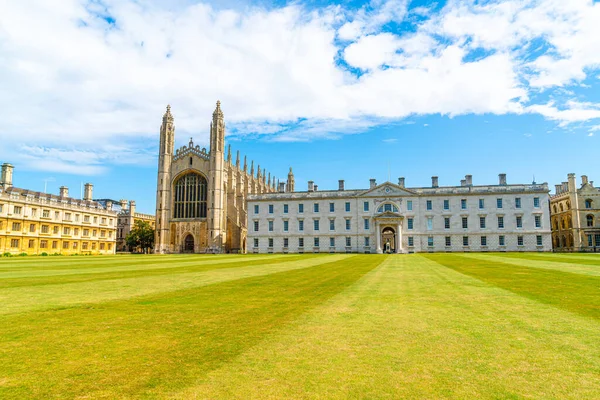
[[0, 164, 117, 255], [550, 174, 600, 251], [116, 200, 156, 252], [248, 174, 552, 253], [154, 102, 282, 254]]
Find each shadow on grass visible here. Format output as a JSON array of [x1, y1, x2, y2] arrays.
[[424, 254, 600, 320], [0, 255, 386, 399]]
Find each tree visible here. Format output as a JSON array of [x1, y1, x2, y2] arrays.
[[125, 220, 155, 253]]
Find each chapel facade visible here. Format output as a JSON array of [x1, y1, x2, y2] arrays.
[[154, 102, 286, 253]]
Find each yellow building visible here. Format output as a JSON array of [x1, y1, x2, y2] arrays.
[[0, 163, 117, 255], [116, 199, 156, 252]]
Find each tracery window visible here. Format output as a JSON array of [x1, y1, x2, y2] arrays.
[[173, 173, 207, 219]]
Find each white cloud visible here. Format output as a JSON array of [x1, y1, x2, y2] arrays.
[[0, 0, 600, 173], [527, 100, 600, 126]]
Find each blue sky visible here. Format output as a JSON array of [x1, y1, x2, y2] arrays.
[[1, 0, 599, 213]]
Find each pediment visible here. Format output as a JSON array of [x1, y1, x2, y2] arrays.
[[360, 182, 415, 197], [373, 211, 404, 219]]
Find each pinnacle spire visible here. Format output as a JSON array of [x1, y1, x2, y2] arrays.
[[163, 104, 173, 121], [227, 144, 232, 163], [236, 150, 240, 167], [213, 100, 223, 119], [250, 160, 254, 175], [244, 155, 247, 172]]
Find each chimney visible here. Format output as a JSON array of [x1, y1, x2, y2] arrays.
[[106, 200, 113, 211], [460, 179, 467, 187], [567, 173, 576, 192], [59, 186, 69, 198], [314, 184, 318, 191], [591, 181, 594, 187], [83, 183, 93, 201], [0, 163, 14, 188], [555, 184, 562, 195], [370, 179, 376, 189], [562, 182, 568, 193], [398, 177, 405, 188], [120, 199, 128, 210], [129, 200, 136, 215], [465, 175, 473, 186], [308, 181, 314, 192], [278, 182, 285, 193], [581, 175, 589, 185], [338, 180, 345, 191], [499, 173, 507, 185], [431, 176, 439, 188]]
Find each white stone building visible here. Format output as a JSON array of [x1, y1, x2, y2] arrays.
[[247, 174, 552, 253]]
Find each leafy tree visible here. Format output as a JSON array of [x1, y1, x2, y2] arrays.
[[125, 220, 155, 253]]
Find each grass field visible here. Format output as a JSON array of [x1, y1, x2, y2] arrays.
[[1, 253, 600, 399]]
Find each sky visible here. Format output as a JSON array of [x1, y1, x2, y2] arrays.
[[0, 0, 599, 214]]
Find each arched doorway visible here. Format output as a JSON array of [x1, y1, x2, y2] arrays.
[[184, 234, 195, 253], [381, 227, 396, 253]]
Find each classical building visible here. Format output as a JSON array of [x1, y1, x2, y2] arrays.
[[0, 164, 117, 255], [248, 174, 552, 253], [116, 200, 156, 252], [154, 102, 282, 253], [550, 173, 600, 251]]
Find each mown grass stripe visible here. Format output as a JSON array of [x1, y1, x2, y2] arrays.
[[0, 255, 301, 286], [423, 253, 600, 320], [458, 253, 600, 277], [0, 255, 385, 399], [491, 252, 600, 266], [0, 255, 353, 315]]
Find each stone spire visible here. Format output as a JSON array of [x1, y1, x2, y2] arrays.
[[287, 167, 295, 192], [163, 104, 174, 123], [263, 168, 266, 184], [244, 156, 247, 172], [268, 173, 271, 187], [213, 100, 224, 119], [250, 160, 254, 175], [257, 164, 261, 179], [236, 150, 240, 168], [227, 144, 232, 164]]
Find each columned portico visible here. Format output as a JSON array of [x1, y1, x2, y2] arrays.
[[374, 213, 404, 254]]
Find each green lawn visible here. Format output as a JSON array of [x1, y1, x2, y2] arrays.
[[1, 253, 600, 399]]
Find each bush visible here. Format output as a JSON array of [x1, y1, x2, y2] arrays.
[[40, 252, 48, 257], [18, 253, 28, 257], [50, 253, 61, 256], [3, 252, 12, 257]]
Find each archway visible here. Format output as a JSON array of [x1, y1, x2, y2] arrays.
[[184, 234, 195, 253], [381, 227, 396, 253]]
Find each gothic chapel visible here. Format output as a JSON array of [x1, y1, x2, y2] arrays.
[[154, 101, 288, 253]]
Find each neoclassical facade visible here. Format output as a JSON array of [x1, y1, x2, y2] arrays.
[[248, 174, 552, 253], [550, 173, 600, 251], [0, 164, 117, 255], [154, 102, 285, 253]]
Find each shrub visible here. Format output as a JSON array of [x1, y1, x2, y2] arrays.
[[40, 252, 48, 257], [3, 252, 12, 257], [18, 253, 28, 257]]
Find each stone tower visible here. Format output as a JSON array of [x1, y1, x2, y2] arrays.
[[287, 167, 295, 192], [155, 105, 175, 253], [208, 101, 226, 250]]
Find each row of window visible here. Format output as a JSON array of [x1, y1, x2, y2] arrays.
[[254, 236, 370, 248], [0, 204, 113, 225], [254, 197, 541, 215], [254, 218, 369, 232], [253, 215, 542, 233], [5, 239, 113, 250], [253, 235, 544, 248], [0, 222, 113, 238]]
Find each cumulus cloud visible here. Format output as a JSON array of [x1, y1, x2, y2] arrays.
[[0, 0, 600, 174]]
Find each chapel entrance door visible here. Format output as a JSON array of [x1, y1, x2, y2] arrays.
[[184, 234, 195, 253]]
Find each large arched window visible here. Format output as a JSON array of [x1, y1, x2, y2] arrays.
[[377, 203, 399, 213], [173, 173, 207, 219]]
